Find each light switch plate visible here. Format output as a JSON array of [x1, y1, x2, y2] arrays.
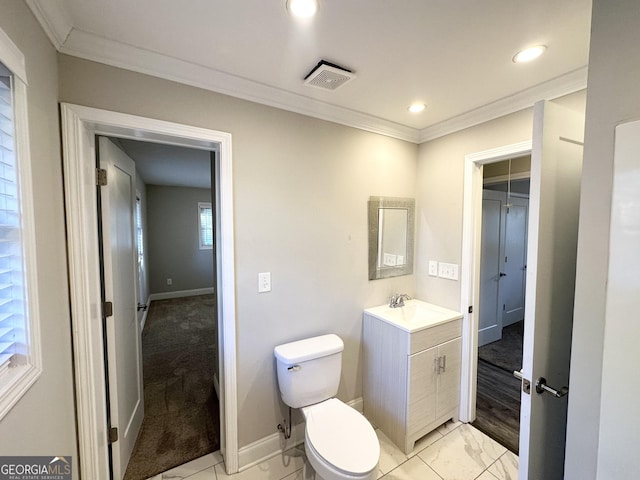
[[258, 272, 271, 293], [428, 261, 438, 276], [438, 262, 459, 281]]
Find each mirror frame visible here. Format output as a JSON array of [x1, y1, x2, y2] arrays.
[[368, 196, 415, 280]]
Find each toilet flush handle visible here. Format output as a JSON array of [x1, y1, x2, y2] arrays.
[[288, 365, 301, 372]]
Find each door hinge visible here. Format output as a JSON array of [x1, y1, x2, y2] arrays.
[[109, 427, 118, 443], [103, 301, 113, 318], [468, 305, 473, 314], [96, 168, 107, 186]]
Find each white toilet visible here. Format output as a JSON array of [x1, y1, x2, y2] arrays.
[[274, 334, 380, 480]]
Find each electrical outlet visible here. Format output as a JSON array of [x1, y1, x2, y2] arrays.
[[166, 278, 172, 286], [428, 260, 438, 276], [258, 272, 271, 293]]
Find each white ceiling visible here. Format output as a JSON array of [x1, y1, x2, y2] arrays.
[[117, 139, 211, 189], [27, 0, 591, 143]]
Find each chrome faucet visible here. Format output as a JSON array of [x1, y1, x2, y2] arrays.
[[389, 293, 411, 308]]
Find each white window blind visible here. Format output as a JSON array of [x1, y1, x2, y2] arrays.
[[199, 202, 213, 249], [0, 69, 26, 377], [136, 196, 144, 266]]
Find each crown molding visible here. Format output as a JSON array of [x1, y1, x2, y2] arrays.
[[24, 0, 72, 50], [60, 29, 421, 143], [27, 1, 587, 145], [418, 67, 588, 143]]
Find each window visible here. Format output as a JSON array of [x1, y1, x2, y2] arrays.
[[0, 30, 42, 420], [135, 196, 144, 266], [198, 202, 213, 250]]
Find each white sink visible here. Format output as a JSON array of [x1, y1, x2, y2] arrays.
[[364, 299, 463, 333]]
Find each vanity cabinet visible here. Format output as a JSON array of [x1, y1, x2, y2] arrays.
[[363, 303, 462, 454]]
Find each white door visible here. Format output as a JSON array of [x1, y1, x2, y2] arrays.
[[99, 136, 144, 480], [502, 195, 529, 327], [519, 101, 584, 479], [478, 190, 505, 346]]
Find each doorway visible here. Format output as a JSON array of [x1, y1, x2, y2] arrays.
[[97, 137, 221, 479], [473, 157, 530, 453], [60, 104, 239, 478]]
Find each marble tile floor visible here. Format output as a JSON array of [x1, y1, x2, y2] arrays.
[[148, 421, 518, 480]]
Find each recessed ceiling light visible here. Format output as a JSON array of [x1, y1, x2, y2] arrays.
[[408, 103, 426, 114], [513, 45, 547, 63], [286, 0, 318, 18]]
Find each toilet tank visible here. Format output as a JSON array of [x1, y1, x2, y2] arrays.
[[274, 334, 344, 408]]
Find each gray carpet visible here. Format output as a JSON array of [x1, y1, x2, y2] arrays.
[[124, 294, 220, 480]]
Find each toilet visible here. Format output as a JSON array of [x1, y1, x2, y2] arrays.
[[274, 334, 380, 480]]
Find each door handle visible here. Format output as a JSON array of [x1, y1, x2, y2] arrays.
[[535, 377, 568, 398], [137, 303, 148, 311]]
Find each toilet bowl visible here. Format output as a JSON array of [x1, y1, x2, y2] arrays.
[[274, 334, 380, 480], [302, 399, 379, 480]]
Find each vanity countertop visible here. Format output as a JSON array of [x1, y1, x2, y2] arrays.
[[364, 299, 463, 333]]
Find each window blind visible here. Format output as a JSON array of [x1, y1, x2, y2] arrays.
[[0, 73, 26, 377], [136, 196, 143, 266], [199, 204, 213, 248]]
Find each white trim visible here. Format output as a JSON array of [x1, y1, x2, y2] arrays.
[[419, 68, 587, 143], [59, 29, 420, 144], [0, 25, 27, 83], [148, 287, 215, 302], [459, 140, 532, 423], [238, 423, 305, 472], [23, 0, 73, 50], [237, 397, 364, 472], [0, 72, 43, 420], [483, 171, 530, 185], [60, 103, 239, 476], [28, 17, 585, 145], [139, 294, 151, 332]]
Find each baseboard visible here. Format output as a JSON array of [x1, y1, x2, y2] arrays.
[[148, 287, 214, 302], [139, 294, 151, 332], [237, 397, 364, 472]]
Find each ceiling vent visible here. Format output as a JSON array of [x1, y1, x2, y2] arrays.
[[303, 60, 355, 91]]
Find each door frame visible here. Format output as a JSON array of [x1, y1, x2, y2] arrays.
[[60, 103, 239, 477], [459, 140, 532, 423]]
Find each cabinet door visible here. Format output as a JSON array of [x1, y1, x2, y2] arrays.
[[436, 337, 462, 419], [407, 346, 438, 435]]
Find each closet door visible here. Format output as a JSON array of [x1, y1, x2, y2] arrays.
[[478, 190, 506, 346], [502, 195, 529, 326]]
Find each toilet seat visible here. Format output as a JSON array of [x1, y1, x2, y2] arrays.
[[302, 398, 379, 477]]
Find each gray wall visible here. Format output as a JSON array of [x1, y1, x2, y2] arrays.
[[146, 185, 214, 294], [0, 0, 77, 471], [57, 55, 418, 447], [565, 0, 640, 477], [415, 108, 535, 309]]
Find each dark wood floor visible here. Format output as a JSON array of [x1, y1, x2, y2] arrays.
[[473, 358, 521, 454]]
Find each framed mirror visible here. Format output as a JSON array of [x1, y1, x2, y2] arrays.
[[368, 196, 415, 280]]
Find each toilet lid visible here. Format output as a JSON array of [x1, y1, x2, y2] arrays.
[[305, 399, 380, 475]]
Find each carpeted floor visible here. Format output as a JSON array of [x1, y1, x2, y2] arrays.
[[473, 320, 524, 454], [123, 294, 220, 480]]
